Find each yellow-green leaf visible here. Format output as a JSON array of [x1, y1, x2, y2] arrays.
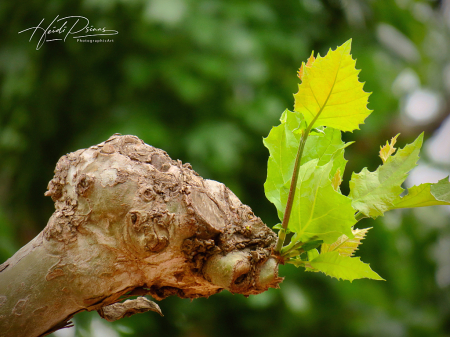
[[331, 168, 342, 192], [293, 39, 371, 132], [379, 134, 400, 163], [285, 160, 355, 244], [297, 51, 315, 81], [349, 133, 423, 218], [321, 228, 371, 257], [391, 177, 450, 209], [310, 251, 384, 282]]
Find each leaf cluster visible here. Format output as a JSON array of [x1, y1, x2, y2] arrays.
[[264, 40, 450, 282]]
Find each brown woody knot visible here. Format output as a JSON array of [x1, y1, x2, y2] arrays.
[[127, 208, 173, 255], [76, 174, 95, 197]]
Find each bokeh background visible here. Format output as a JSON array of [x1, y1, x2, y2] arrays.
[[1, 0, 450, 336]]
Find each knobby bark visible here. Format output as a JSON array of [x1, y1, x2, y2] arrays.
[[0, 134, 282, 337]]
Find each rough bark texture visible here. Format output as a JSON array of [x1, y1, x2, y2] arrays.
[[0, 134, 282, 337]]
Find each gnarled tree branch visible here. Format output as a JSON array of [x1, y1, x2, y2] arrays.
[[0, 134, 282, 337]]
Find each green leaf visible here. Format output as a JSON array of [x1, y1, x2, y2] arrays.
[[285, 160, 355, 244], [301, 239, 323, 252], [272, 223, 291, 234], [264, 110, 303, 218], [264, 110, 351, 220], [310, 251, 384, 282], [431, 177, 450, 201], [349, 133, 424, 218], [293, 39, 371, 132], [321, 228, 370, 257], [379, 134, 400, 163], [272, 223, 283, 230], [307, 248, 319, 261], [281, 238, 324, 258], [297, 51, 315, 81], [331, 168, 342, 192], [302, 127, 352, 181], [391, 177, 450, 209]]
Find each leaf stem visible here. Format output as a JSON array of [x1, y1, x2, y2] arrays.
[[276, 229, 286, 253], [280, 241, 298, 255], [275, 123, 314, 253]]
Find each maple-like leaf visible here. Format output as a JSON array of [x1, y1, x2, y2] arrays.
[[297, 51, 315, 81], [293, 39, 371, 132], [321, 228, 371, 257], [263, 40, 450, 284], [301, 128, 352, 181], [264, 111, 350, 220], [307, 248, 319, 261], [391, 177, 450, 209], [349, 133, 423, 218], [264, 110, 303, 218], [379, 134, 399, 163], [284, 160, 355, 244], [310, 251, 384, 282]]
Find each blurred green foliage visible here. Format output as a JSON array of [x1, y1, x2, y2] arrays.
[[1, 0, 450, 336]]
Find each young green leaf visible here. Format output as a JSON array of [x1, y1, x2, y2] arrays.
[[264, 110, 303, 218], [284, 160, 355, 244], [297, 51, 315, 81], [321, 228, 370, 257], [331, 168, 342, 192], [379, 134, 399, 163], [264, 111, 351, 220], [263, 39, 450, 284], [349, 133, 423, 218], [281, 238, 323, 257], [301, 127, 352, 181], [307, 248, 319, 261], [391, 177, 450, 209], [310, 251, 384, 282], [293, 39, 371, 132]]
